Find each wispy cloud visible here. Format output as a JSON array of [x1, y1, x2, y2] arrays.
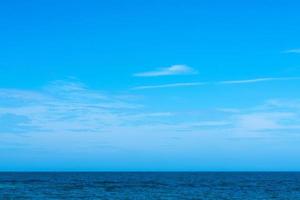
[[0, 81, 148, 135], [282, 49, 300, 54], [219, 77, 300, 84], [133, 77, 300, 90], [1, 81, 300, 139], [133, 65, 197, 77], [132, 82, 206, 90], [234, 112, 296, 132], [2, 78, 300, 174]]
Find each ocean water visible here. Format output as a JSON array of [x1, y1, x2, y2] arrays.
[[1, 172, 300, 199]]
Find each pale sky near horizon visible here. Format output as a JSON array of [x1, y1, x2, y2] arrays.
[[1, 0, 300, 171]]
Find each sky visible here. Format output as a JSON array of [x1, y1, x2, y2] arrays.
[[1, 0, 300, 171]]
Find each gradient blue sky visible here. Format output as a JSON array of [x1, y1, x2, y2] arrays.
[[1, 0, 300, 171]]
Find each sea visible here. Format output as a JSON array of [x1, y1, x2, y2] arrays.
[[1, 172, 300, 199]]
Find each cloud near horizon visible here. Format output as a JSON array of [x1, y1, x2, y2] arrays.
[[1, 79, 300, 170], [133, 65, 198, 77], [0, 80, 299, 139]]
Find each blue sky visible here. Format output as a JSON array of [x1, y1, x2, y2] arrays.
[[1, 0, 300, 171]]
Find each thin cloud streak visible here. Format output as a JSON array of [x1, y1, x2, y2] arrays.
[[134, 65, 197, 77], [282, 49, 300, 54], [219, 77, 300, 84], [133, 77, 300, 90], [132, 82, 207, 90]]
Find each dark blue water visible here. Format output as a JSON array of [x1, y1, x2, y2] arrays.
[[1, 172, 300, 199]]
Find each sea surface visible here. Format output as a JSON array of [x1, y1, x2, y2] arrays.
[[1, 172, 300, 199]]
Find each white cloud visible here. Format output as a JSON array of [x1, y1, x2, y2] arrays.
[[132, 120, 230, 132], [234, 112, 295, 131], [134, 65, 197, 77], [0, 89, 47, 101], [283, 49, 300, 54], [0, 81, 148, 135], [132, 82, 206, 90], [2, 81, 300, 171], [216, 108, 241, 113], [227, 100, 300, 138], [132, 77, 300, 90], [264, 99, 300, 110], [219, 77, 300, 84], [220, 78, 276, 84], [1, 81, 300, 142]]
